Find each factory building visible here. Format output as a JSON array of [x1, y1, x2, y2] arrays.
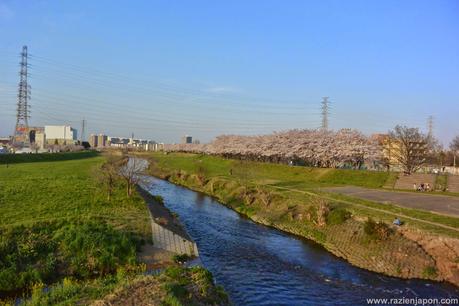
[[44, 125, 77, 144]]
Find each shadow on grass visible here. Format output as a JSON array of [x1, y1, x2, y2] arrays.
[[0, 151, 100, 165]]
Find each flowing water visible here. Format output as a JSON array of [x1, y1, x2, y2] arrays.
[[143, 177, 459, 305]]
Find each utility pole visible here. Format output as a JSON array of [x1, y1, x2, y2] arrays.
[[321, 97, 330, 130], [13, 46, 31, 146]]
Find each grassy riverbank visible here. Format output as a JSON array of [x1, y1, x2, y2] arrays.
[[0, 154, 227, 305], [145, 152, 459, 286]]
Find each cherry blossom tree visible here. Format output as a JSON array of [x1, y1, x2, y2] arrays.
[[165, 129, 382, 169]]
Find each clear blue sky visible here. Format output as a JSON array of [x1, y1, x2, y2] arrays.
[[1, 0, 458, 144]]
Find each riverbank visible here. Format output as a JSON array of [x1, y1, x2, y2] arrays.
[[144, 152, 459, 287], [0, 154, 228, 305]]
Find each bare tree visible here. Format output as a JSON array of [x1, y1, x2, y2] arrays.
[[389, 125, 428, 174], [95, 153, 123, 201], [450, 135, 459, 167], [30, 142, 39, 154], [119, 156, 147, 197], [450, 135, 459, 152]]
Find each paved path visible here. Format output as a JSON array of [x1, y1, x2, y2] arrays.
[[268, 185, 459, 232], [323, 186, 459, 218]]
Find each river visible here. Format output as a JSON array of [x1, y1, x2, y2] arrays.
[[142, 176, 459, 305]]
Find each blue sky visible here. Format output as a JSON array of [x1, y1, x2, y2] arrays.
[[0, 0, 458, 144]]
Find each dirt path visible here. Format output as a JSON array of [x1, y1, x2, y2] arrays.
[[324, 186, 459, 217], [269, 185, 459, 233]]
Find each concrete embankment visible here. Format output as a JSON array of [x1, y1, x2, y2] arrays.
[[137, 185, 199, 257]]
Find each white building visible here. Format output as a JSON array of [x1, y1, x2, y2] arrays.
[[44, 125, 77, 142]]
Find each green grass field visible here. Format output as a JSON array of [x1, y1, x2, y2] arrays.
[[0, 156, 149, 233], [0, 154, 150, 302]]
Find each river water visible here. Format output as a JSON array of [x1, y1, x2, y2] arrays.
[[143, 177, 459, 305]]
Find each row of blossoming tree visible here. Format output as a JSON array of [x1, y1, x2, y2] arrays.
[[165, 129, 384, 169]]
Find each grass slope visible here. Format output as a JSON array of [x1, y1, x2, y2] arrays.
[[148, 152, 395, 189]]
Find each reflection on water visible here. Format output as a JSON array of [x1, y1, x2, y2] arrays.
[[143, 177, 459, 306]]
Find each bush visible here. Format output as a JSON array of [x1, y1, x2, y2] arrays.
[[364, 218, 392, 240], [0, 151, 98, 165], [306, 198, 330, 226], [327, 207, 351, 225], [162, 267, 229, 305], [172, 254, 192, 264], [152, 195, 164, 205], [422, 266, 437, 278]]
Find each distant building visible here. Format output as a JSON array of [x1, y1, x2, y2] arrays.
[[97, 134, 108, 147], [28, 127, 44, 144], [34, 132, 46, 150], [379, 134, 427, 171], [87, 134, 108, 148], [45, 125, 77, 144], [0, 137, 10, 145], [89, 134, 98, 148], [181, 135, 192, 144], [109, 137, 129, 148]]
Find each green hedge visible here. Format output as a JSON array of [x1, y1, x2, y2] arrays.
[[0, 151, 98, 165]]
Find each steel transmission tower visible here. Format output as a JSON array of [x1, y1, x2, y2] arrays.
[[13, 46, 31, 145], [427, 115, 433, 139], [321, 97, 330, 130], [80, 119, 86, 142]]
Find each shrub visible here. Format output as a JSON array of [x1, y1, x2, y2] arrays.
[[162, 267, 229, 305], [307, 197, 330, 227], [364, 218, 392, 240], [172, 254, 192, 264], [152, 195, 165, 205], [327, 207, 351, 225], [422, 266, 437, 278]]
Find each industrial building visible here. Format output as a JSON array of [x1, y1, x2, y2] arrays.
[[44, 125, 77, 144]]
